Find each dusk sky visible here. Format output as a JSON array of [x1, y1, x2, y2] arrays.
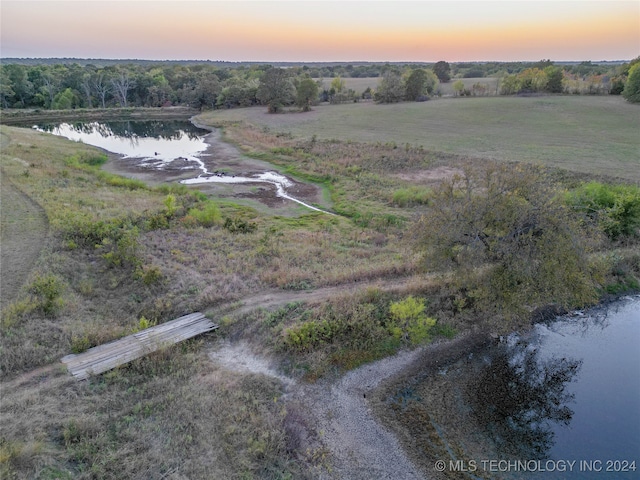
[[1, 1, 638, 62]]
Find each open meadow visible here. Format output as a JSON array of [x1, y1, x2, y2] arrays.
[[1, 93, 638, 479], [318, 76, 500, 97], [199, 95, 640, 182]]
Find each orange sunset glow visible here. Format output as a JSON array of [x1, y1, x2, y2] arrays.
[[1, 1, 638, 61]]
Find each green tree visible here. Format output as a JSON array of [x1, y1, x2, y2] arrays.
[[330, 75, 346, 94], [374, 71, 404, 103], [622, 63, 640, 103], [0, 67, 16, 108], [432, 60, 451, 82], [257, 67, 295, 113], [415, 164, 600, 322], [295, 77, 319, 111], [404, 68, 438, 100], [452, 79, 465, 96], [51, 88, 78, 109], [544, 66, 564, 93], [2, 64, 33, 107], [566, 182, 640, 240]]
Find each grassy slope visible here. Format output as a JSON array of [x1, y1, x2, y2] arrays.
[[199, 95, 640, 182]]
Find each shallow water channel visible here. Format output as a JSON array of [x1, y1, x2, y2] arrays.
[[35, 119, 330, 213], [384, 296, 639, 479]]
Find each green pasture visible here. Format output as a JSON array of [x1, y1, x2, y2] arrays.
[[200, 95, 640, 182], [318, 76, 499, 97]]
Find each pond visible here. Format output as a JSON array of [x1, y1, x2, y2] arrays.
[[35, 119, 330, 214], [35, 120, 211, 165], [381, 296, 640, 479]]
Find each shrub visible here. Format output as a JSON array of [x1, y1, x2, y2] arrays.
[[566, 181, 640, 240], [283, 319, 339, 352], [0, 298, 38, 329], [65, 152, 108, 168], [388, 296, 436, 344], [136, 264, 163, 285], [187, 201, 222, 227], [101, 227, 141, 268], [223, 216, 258, 233], [391, 186, 431, 207], [282, 303, 387, 353], [27, 273, 65, 316], [164, 194, 178, 217], [97, 171, 147, 190]]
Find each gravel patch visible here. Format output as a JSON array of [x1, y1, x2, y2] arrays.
[[208, 340, 427, 479]]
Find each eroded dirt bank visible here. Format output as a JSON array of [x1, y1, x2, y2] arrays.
[[208, 333, 492, 479]]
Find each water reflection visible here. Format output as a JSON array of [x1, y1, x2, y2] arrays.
[[469, 342, 582, 459], [37, 120, 206, 142], [380, 296, 639, 479], [35, 120, 210, 163]]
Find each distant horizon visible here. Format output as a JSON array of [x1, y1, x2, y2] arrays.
[[2, 1, 638, 63], [2, 57, 633, 64]]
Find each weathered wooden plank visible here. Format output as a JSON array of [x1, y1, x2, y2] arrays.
[[61, 312, 217, 380]]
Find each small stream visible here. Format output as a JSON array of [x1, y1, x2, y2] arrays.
[[35, 120, 331, 214]]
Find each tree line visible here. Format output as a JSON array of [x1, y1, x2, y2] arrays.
[[1, 58, 638, 111]]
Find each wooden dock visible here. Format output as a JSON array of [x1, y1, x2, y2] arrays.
[[61, 312, 217, 380]]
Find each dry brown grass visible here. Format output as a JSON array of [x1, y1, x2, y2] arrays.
[[0, 343, 314, 479]]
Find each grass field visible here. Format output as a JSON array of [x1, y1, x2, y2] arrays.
[[318, 77, 500, 97], [198, 95, 640, 182]]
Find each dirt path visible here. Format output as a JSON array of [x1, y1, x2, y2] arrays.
[[0, 159, 49, 306], [206, 273, 431, 318], [205, 274, 445, 479], [209, 339, 428, 479]]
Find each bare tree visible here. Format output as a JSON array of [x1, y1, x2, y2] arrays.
[[80, 74, 93, 108], [93, 72, 111, 108], [111, 71, 135, 107]]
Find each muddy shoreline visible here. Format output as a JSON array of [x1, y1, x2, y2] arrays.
[[93, 116, 328, 213], [370, 332, 498, 479]]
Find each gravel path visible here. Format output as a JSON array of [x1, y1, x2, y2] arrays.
[[209, 340, 427, 479]]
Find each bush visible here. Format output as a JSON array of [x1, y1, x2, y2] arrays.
[[100, 227, 140, 268], [391, 186, 431, 207], [187, 201, 221, 227], [136, 264, 163, 285], [27, 273, 65, 316], [566, 182, 640, 240], [388, 296, 436, 344], [416, 164, 600, 320], [223, 216, 258, 233], [64, 152, 108, 170]]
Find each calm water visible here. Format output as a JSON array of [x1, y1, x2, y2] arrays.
[[433, 296, 639, 479], [526, 297, 640, 478], [35, 120, 211, 165]]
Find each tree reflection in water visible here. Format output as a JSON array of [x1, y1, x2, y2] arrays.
[[38, 120, 206, 141], [468, 341, 582, 459]]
